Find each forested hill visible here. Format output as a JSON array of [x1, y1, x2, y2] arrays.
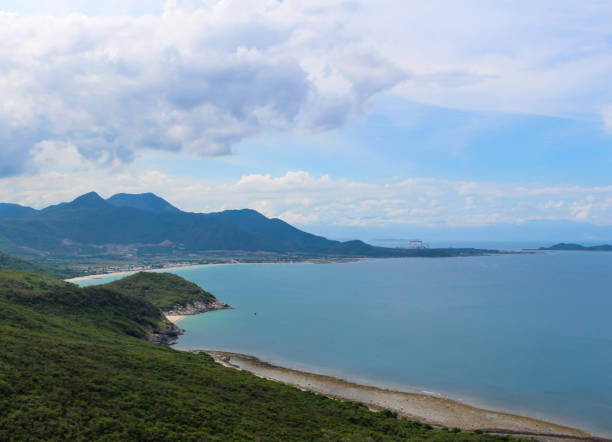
[[102, 271, 223, 311], [0, 192, 499, 259], [0, 269, 509, 441], [0, 251, 80, 279]]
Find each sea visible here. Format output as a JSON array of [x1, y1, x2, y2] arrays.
[[78, 249, 612, 437]]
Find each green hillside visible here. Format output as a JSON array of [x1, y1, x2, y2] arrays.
[[0, 270, 514, 441], [102, 271, 218, 311], [0, 250, 81, 279]]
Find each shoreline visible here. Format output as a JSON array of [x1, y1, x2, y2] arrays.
[[195, 350, 602, 441], [64, 251, 521, 284], [65, 259, 366, 283], [165, 314, 186, 323], [65, 263, 211, 283]]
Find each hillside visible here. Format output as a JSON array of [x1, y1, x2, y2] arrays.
[[103, 271, 229, 313], [0, 270, 510, 441], [0, 250, 81, 279], [0, 192, 499, 262]]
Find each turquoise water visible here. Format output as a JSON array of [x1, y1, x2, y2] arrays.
[[80, 252, 612, 436]]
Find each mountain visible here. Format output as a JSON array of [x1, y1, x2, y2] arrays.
[[0, 192, 497, 260], [539, 243, 612, 251], [0, 203, 37, 219], [107, 192, 180, 213]]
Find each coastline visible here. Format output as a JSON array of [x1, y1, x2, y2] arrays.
[[65, 263, 209, 283], [70, 259, 608, 440], [195, 350, 601, 441], [166, 315, 186, 323], [65, 259, 365, 283]]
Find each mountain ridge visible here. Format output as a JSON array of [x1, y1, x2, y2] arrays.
[[0, 192, 498, 261]]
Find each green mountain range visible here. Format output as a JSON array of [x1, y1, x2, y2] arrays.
[[0, 192, 497, 261], [0, 268, 510, 441]]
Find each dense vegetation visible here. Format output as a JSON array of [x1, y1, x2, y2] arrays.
[[0, 270, 517, 441], [0, 250, 81, 279], [0, 191, 499, 261], [102, 271, 217, 310]]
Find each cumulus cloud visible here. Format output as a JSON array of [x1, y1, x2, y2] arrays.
[[2, 1, 612, 177], [3, 168, 612, 227], [0, 1, 408, 177]]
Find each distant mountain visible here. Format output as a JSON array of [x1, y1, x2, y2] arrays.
[[0, 192, 497, 260], [0, 203, 37, 219], [107, 192, 180, 213], [539, 243, 612, 251]]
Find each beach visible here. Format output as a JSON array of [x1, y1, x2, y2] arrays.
[[65, 258, 365, 284], [201, 350, 599, 441], [65, 264, 208, 283]]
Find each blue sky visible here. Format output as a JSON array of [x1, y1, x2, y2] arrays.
[[0, 1, 611, 240]]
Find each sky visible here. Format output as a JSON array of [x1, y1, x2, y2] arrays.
[[1, 0, 612, 241]]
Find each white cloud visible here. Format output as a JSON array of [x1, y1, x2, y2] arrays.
[[3, 167, 612, 227], [1, 1, 612, 177], [0, 1, 406, 176]]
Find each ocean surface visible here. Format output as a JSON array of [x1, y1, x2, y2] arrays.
[[79, 251, 612, 436]]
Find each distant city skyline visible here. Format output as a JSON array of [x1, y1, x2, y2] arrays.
[[1, 1, 611, 239]]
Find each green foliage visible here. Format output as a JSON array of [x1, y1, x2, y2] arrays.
[[0, 270, 516, 441], [0, 250, 80, 279], [102, 272, 217, 310]]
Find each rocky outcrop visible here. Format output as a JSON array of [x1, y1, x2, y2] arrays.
[[150, 320, 184, 345], [163, 299, 232, 316], [150, 300, 231, 345]]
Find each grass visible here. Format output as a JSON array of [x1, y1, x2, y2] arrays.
[[101, 271, 217, 310]]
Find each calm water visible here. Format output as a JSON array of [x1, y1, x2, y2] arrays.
[[80, 252, 612, 436]]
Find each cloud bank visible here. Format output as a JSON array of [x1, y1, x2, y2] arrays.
[[3, 168, 612, 228], [0, 1, 405, 176], [1, 0, 612, 177]]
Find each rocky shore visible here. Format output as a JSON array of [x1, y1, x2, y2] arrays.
[[150, 320, 184, 345], [164, 299, 232, 317], [150, 300, 232, 344], [202, 351, 602, 442]]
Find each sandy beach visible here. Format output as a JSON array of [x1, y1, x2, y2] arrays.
[[65, 259, 365, 284], [165, 314, 186, 323], [65, 264, 209, 283], [200, 350, 602, 441]]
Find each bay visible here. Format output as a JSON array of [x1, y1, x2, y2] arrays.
[[79, 251, 612, 436]]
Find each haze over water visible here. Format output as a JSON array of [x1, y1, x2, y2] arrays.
[[82, 252, 612, 436]]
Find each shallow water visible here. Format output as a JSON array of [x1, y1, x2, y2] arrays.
[[80, 252, 612, 436]]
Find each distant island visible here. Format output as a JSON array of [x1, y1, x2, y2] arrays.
[[0, 191, 503, 275], [538, 243, 612, 251]]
